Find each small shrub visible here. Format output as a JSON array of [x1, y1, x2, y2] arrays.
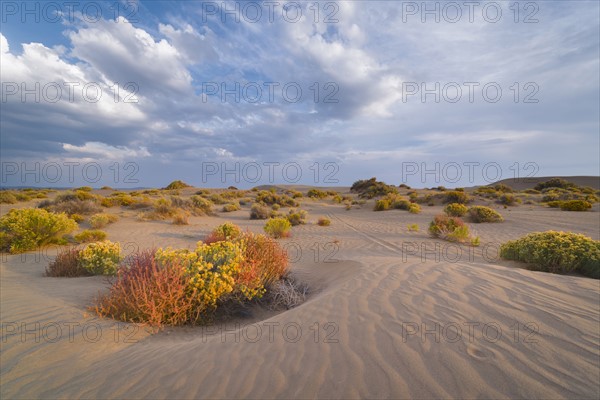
[[286, 209, 307, 226], [204, 222, 243, 243], [351, 177, 398, 199], [374, 198, 391, 211], [172, 210, 190, 225], [428, 215, 474, 244], [307, 189, 328, 199], [190, 195, 214, 215], [559, 200, 592, 211], [534, 178, 575, 191], [443, 191, 470, 204], [546, 201, 562, 208], [264, 218, 292, 238], [317, 217, 331, 226], [250, 203, 270, 220], [78, 240, 121, 275], [498, 193, 520, 206], [468, 206, 504, 223], [74, 230, 107, 243], [255, 191, 298, 207], [222, 203, 241, 212], [0, 208, 78, 253], [46, 248, 90, 277], [89, 213, 119, 229], [0, 191, 17, 204], [70, 213, 85, 223], [164, 180, 190, 190], [444, 203, 468, 217], [408, 203, 421, 214], [407, 224, 419, 232], [500, 231, 599, 278]]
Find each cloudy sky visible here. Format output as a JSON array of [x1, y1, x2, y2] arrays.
[[1, 0, 598, 188]]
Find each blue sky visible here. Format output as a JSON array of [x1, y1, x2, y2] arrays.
[[1, 0, 598, 188]]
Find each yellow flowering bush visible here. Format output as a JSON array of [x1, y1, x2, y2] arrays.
[[468, 206, 504, 223], [444, 203, 468, 217], [500, 231, 600, 278], [89, 213, 119, 228], [0, 208, 78, 253], [264, 217, 292, 238], [79, 240, 122, 275]]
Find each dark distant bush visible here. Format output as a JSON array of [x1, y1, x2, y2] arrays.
[[351, 177, 398, 199], [534, 178, 576, 191], [164, 180, 190, 190]]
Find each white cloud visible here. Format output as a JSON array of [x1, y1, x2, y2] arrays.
[[62, 141, 151, 160]]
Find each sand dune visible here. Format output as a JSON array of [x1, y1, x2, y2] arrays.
[[1, 201, 599, 399]]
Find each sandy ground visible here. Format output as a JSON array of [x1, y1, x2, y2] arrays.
[[1, 197, 599, 399]]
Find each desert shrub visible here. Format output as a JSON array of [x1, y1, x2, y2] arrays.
[[0, 208, 78, 253], [407, 224, 419, 232], [250, 203, 271, 220], [307, 189, 328, 199], [94, 250, 197, 326], [74, 230, 108, 243], [78, 240, 121, 275], [498, 193, 520, 206], [351, 177, 398, 199], [70, 213, 85, 223], [204, 222, 243, 244], [399, 184, 411, 189], [374, 194, 410, 211], [222, 203, 241, 212], [374, 198, 391, 211], [89, 213, 119, 229], [493, 183, 514, 193], [408, 203, 421, 214], [241, 233, 289, 289], [77, 186, 93, 192], [239, 197, 252, 206], [255, 191, 298, 207], [189, 195, 213, 215], [500, 231, 599, 278], [428, 215, 476, 244], [265, 276, 308, 310], [46, 248, 90, 277], [164, 180, 190, 190], [286, 209, 307, 226], [443, 191, 470, 204], [559, 200, 592, 211], [522, 189, 540, 194], [534, 178, 576, 191], [100, 197, 116, 207], [444, 203, 468, 217], [0, 191, 18, 204], [317, 217, 331, 226], [468, 206, 504, 223], [264, 218, 292, 238], [172, 210, 190, 225]]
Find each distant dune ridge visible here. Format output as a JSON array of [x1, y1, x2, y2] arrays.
[[488, 176, 600, 191]]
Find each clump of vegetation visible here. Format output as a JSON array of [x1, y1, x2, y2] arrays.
[[318, 217, 331, 226], [255, 191, 298, 207], [172, 210, 190, 225], [442, 191, 470, 204], [500, 231, 599, 278], [222, 203, 241, 212], [46, 248, 90, 277], [407, 224, 419, 232], [74, 230, 108, 243], [534, 178, 576, 191], [351, 177, 398, 199], [0, 191, 17, 204], [428, 215, 477, 244], [264, 218, 292, 238], [468, 206, 504, 223], [0, 208, 78, 253], [408, 203, 421, 214], [250, 203, 271, 220], [374, 193, 411, 211], [89, 213, 119, 229], [498, 193, 520, 206], [444, 203, 468, 217], [190, 195, 214, 215], [70, 213, 85, 223], [307, 189, 328, 199], [79, 240, 122, 275], [559, 200, 592, 211], [39, 191, 101, 215], [204, 222, 243, 244], [164, 180, 191, 190], [286, 209, 307, 226], [94, 231, 290, 326]]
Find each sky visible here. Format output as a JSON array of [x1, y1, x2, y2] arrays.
[[1, 0, 599, 189]]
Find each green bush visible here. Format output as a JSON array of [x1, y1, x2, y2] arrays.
[[0, 208, 78, 253], [0, 191, 17, 204], [286, 209, 307, 226], [317, 217, 331, 226], [444, 203, 468, 217], [408, 203, 421, 214], [351, 177, 398, 199], [534, 178, 575, 191], [307, 189, 328, 199], [74, 230, 108, 243], [222, 203, 241, 212], [89, 213, 119, 228], [78, 240, 122, 275], [500, 231, 599, 278], [468, 206, 503, 223], [264, 218, 292, 238], [498, 193, 520, 206], [559, 200, 592, 211], [190, 195, 214, 215], [255, 191, 298, 207], [443, 191, 470, 204], [428, 215, 476, 244]]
